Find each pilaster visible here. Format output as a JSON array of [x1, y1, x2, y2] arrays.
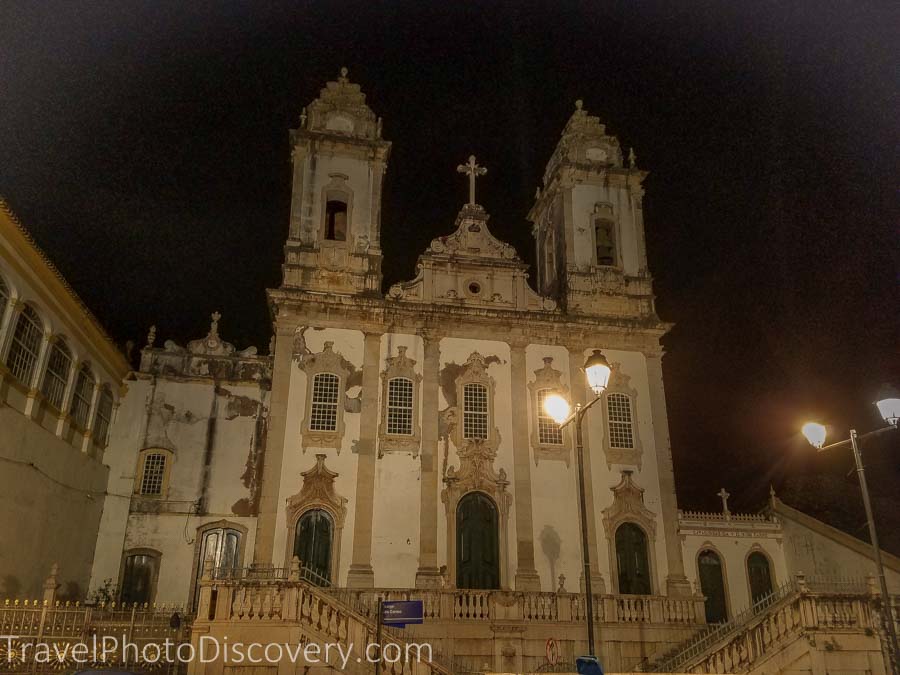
[[346, 331, 383, 587], [415, 333, 442, 588], [646, 354, 692, 596], [252, 321, 296, 565], [509, 342, 541, 591]]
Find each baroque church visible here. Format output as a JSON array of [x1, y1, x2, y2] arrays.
[[1, 70, 897, 673]]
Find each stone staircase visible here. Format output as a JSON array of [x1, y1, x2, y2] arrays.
[[635, 574, 896, 674]]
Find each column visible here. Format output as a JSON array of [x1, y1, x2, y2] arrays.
[[25, 331, 52, 418], [346, 331, 383, 587], [568, 347, 606, 593], [509, 342, 541, 590], [252, 321, 296, 565], [415, 334, 442, 587], [646, 354, 693, 596]]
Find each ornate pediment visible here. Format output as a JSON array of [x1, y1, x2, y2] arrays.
[[602, 470, 656, 540], [297, 68, 383, 141], [285, 454, 348, 527], [387, 205, 556, 312]]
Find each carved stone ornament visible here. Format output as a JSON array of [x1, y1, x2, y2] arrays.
[[284, 454, 348, 576], [300, 341, 351, 451], [601, 363, 643, 469], [526, 356, 571, 465], [187, 312, 236, 356], [601, 470, 657, 541], [377, 345, 422, 457]]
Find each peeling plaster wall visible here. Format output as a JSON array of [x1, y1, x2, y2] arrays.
[[438, 337, 518, 584], [89, 375, 268, 603], [272, 327, 363, 583], [681, 530, 788, 616]]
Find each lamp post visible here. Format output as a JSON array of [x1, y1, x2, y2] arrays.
[[543, 350, 612, 658], [801, 388, 900, 666]]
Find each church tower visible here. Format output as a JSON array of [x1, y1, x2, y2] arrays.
[[528, 101, 655, 319], [283, 68, 391, 295]]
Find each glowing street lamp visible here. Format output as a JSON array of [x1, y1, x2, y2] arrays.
[[800, 386, 900, 664], [542, 350, 611, 659]]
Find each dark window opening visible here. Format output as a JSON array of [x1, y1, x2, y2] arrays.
[[294, 509, 333, 586], [595, 218, 615, 266], [698, 549, 728, 623], [121, 553, 158, 604], [748, 552, 774, 604], [616, 522, 651, 595], [457, 492, 499, 589], [325, 200, 348, 241]]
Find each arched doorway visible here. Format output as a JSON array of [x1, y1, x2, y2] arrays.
[[457, 492, 500, 589], [698, 549, 728, 623], [615, 522, 651, 594], [747, 551, 773, 604], [294, 509, 334, 586]]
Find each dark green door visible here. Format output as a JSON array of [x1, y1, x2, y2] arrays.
[[294, 509, 333, 585], [616, 522, 651, 594], [698, 550, 728, 623], [747, 552, 773, 603], [457, 492, 500, 589]]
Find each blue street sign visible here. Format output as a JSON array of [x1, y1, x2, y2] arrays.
[[382, 600, 424, 627]]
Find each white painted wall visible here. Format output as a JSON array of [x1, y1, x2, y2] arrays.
[[569, 184, 640, 275]]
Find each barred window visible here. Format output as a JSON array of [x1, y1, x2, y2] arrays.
[[70, 364, 95, 430], [537, 389, 563, 445], [607, 393, 634, 449], [386, 377, 414, 435], [41, 339, 72, 410], [93, 385, 114, 447], [6, 305, 43, 386], [139, 452, 168, 496], [309, 372, 340, 432], [463, 383, 489, 440]]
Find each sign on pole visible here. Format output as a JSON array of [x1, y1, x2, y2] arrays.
[[382, 600, 424, 628]]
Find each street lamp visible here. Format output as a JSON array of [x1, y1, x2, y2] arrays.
[[800, 386, 900, 665], [543, 349, 612, 658]]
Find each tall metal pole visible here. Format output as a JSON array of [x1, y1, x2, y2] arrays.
[[575, 408, 596, 657], [849, 429, 899, 668]]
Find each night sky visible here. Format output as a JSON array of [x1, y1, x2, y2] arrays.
[[2, 2, 898, 544]]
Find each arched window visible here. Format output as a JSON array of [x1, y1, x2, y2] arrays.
[[309, 372, 340, 432], [294, 509, 334, 586], [386, 377, 414, 435], [6, 305, 43, 386], [69, 363, 94, 429], [594, 217, 616, 266], [136, 449, 171, 496], [463, 382, 489, 440], [93, 384, 114, 447], [537, 389, 563, 445], [607, 393, 634, 449], [747, 551, 774, 604], [40, 339, 72, 410], [121, 550, 160, 604], [698, 549, 728, 623], [615, 522, 651, 595], [457, 492, 500, 590], [324, 199, 348, 241]]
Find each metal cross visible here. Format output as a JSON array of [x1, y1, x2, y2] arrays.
[[717, 487, 731, 515], [457, 155, 487, 206]]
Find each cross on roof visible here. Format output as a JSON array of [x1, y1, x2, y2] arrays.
[[717, 487, 731, 515], [457, 155, 487, 206]]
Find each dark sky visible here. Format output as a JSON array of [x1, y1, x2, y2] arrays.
[[1, 1, 898, 529]]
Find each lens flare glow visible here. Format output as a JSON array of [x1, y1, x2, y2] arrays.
[[801, 422, 827, 449]]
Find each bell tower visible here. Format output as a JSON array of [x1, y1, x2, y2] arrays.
[[528, 101, 656, 319], [283, 68, 391, 295]]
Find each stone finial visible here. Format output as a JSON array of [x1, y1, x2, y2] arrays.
[[43, 563, 60, 605], [717, 488, 731, 518], [210, 311, 221, 337], [290, 556, 301, 581], [339, 66, 349, 81], [147, 325, 157, 348], [300, 106, 307, 126], [575, 99, 583, 111], [557, 574, 567, 593], [628, 147, 637, 169]]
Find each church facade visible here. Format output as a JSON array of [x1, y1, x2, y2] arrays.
[[0, 70, 889, 671]]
